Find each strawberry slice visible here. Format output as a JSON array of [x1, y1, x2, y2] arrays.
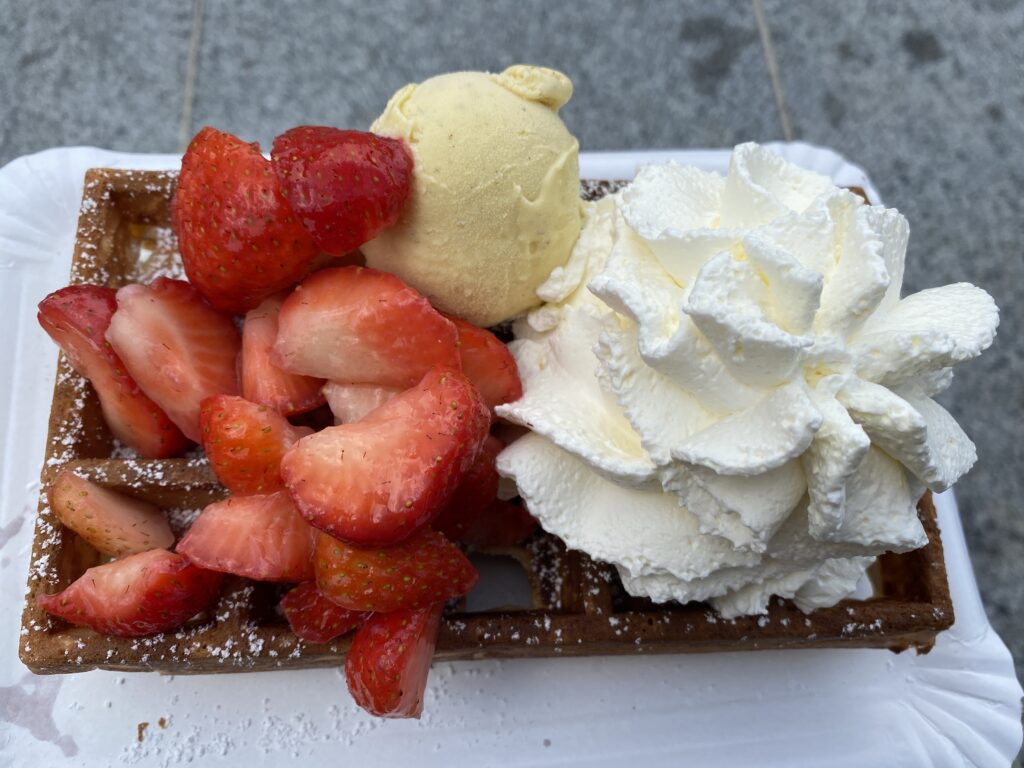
[[271, 126, 413, 256], [274, 267, 461, 389], [314, 528, 478, 613], [449, 316, 523, 415], [279, 582, 368, 643], [344, 603, 444, 719], [106, 278, 241, 443], [49, 469, 174, 557], [38, 549, 222, 637], [433, 436, 502, 542], [172, 127, 318, 314], [199, 394, 312, 495], [176, 491, 316, 582], [459, 499, 538, 549], [322, 382, 399, 424], [240, 294, 325, 416], [37, 285, 188, 457], [281, 366, 490, 545]]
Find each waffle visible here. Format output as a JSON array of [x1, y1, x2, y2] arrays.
[[19, 169, 954, 675]]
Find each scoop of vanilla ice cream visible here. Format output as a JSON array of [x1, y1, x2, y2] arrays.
[[362, 66, 582, 327]]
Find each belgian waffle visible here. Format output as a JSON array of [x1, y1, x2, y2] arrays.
[[19, 169, 954, 675]]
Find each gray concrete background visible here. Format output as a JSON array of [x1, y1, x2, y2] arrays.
[[2, 0, 1021, 704]]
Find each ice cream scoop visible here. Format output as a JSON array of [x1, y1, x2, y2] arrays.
[[362, 66, 582, 327]]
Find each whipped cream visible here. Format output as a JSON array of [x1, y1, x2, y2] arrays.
[[496, 143, 998, 617]]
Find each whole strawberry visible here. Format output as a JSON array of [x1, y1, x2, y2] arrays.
[[172, 127, 318, 314], [271, 126, 413, 255]]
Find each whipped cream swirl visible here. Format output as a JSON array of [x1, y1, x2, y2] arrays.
[[496, 143, 998, 617]]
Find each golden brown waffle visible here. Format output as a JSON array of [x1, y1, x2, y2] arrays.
[[19, 169, 954, 675]]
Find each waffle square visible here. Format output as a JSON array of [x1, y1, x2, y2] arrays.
[[19, 170, 954, 674]]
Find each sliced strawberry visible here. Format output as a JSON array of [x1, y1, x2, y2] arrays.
[[48, 469, 174, 557], [322, 382, 399, 424], [433, 436, 502, 542], [176, 491, 315, 582], [314, 528, 478, 613], [448, 316, 523, 414], [172, 127, 318, 314], [344, 603, 444, 719], [460, 499, 538, 549], [281, 366, 490, 545], [271, 126, 413, 256], [38, 549, 222, 637], [240, 294, 325, 416], [279, 582, 368, 643], [37, 285, 188, 457], [274, 267, 461, 389], [199, 394, 312, 495], [106, 278, 241, 443]]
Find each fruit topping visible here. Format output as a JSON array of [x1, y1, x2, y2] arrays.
[[314, 528, 478, 613], [449, 315, 523, 414], [37, 285, 188, 457], [240, 294, 326, 416], [172, 127, 319, 314], [274, 266, 461, 389], [280, 366, 490, 545], [271, 126, 413, 255], [106, 278, 241, 443], [34, 119, 535, 721], [199, 394, 312, 495], [433, 435, 502, 540], [344, 603, 444, 719], [279, 582, 368, 643], [176, 491, 316, 582], [434, 436, 537, 547], [458, 499, 538, 549], [322, 382, 399, 424], [49, 469, 174, 557], [38, 549, 223, 637]]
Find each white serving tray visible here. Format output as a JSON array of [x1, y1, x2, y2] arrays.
[[0, 145, 1020, 767]]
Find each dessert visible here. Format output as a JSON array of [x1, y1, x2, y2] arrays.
[[22, 167, 957, 686], [20, 67, 986, 722], [497, 143, 999, 617], [362, 66, 582, 327]]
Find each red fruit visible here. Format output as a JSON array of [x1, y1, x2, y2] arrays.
[[240, 294, 325, 416], [173, 126, 318, 314], [344, 603, 444, 719], [433, 436, 502, 542], [49, 469, 174, 557], [449, 316, 523, 414], [106, 278, 241, 443], [322, 382, 399, 424], [37, 285, 188, 457], [199, 394, 312, 495], [38, 549, 222, 637], [271, 126, 413, 256], [314, 528, 478, 613], [279, 582, 368, 643], [176, 491, 316, 582], [459, 499, 538, 549], [281, 366, 490, 545], [274, 266, 461, 389]]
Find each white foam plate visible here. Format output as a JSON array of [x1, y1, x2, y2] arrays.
[[0, 145, 1020, 767]]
